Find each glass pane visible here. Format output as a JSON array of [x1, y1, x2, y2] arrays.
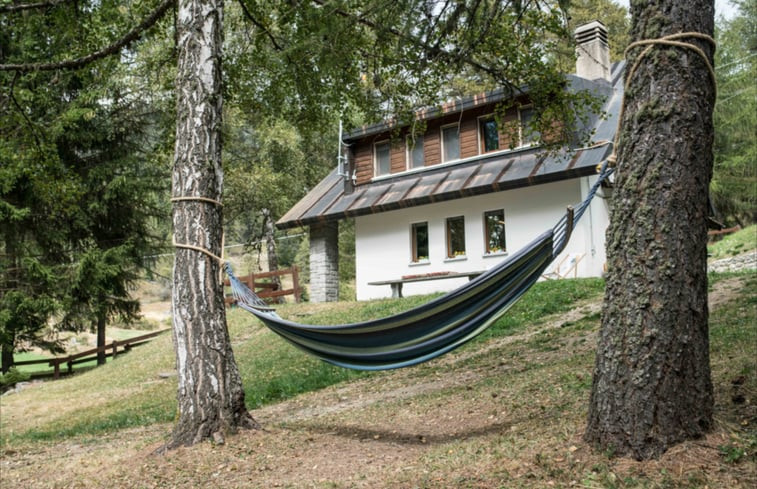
[[442, 125, 460, 162], [412, 222, 429, 262], [484, 210, 506, 253], [408, 135, 424, 169], [446, 216, 465, 258], [375, 142, 391, 175], [520, 108, 539, 146], [482, 119, 499, 152]]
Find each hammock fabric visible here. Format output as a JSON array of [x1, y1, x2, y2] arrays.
[[227, 164, 613, 371]]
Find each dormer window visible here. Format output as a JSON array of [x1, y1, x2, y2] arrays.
[[407, 134, 425, 169], [519, 107, 539, 147], [374, 140, 391, 176], [479, 117, 500, 153], [441, 124, 460, 162]]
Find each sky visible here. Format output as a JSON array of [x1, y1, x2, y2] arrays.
[[612, 0, 740, 19]]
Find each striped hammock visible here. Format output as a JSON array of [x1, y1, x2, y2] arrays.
[[227, 164, 613, 371]]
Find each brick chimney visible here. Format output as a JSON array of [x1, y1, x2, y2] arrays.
[[575, 20, 611, 82]]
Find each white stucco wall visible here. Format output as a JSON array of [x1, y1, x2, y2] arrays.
[[355, 178, 609, 300]]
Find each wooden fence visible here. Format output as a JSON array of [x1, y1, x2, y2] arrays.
[[224, 266, 301, 306], [13, 329, 169, 379]]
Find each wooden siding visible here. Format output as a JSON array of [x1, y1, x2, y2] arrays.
[[460, 118, 478, 159], [354, 144, 374, 185], [424, 126, 441, 166], [390, 141, 406, 173], [350, 101, 534, 186]]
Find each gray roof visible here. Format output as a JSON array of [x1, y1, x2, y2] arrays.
[[277, 63, 624, 230]]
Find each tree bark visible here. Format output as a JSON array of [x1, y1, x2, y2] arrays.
[[585, 0, 715, 460], [1, 342, 14, 374], [96, 314, 107, 366], [168, 0, 258, 449]]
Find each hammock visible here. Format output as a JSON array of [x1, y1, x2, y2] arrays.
[[227, 164, 613, 371]]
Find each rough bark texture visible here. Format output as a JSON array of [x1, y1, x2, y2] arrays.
[[1, 343, 13, 374], [96, 314, 106, 366], [168, 0, 257, 449], [585, 0, 715, 460]]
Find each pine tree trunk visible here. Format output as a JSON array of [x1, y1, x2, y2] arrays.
[[168, 0, 258, 449], [585, 0, 715, 460], [1, 342, 14, 374], [96, 314, 107, 366]]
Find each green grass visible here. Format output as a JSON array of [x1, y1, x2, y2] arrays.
[[1, 278, 605, 444], [708, 224, 756, 259]]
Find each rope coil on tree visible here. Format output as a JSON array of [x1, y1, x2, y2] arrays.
[[607, 31, 717, 168], [171, 196, 226, 265]]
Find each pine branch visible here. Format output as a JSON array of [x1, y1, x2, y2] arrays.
[[0, 0, 175, 72]]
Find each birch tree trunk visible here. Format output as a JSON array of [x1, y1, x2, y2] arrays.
[[585, 0, 715, 460], [169, 0, 257, 448]]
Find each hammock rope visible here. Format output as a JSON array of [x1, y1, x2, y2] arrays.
[[225, 161, 614, 371]]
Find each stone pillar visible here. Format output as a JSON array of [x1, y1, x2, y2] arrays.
[[309, 222, 339, 302]]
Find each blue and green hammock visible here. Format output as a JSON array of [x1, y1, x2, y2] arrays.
[[227, 164, 613, 371]]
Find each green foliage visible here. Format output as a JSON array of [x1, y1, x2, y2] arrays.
[[0, 367, 31, 388], [0, 1, 174, 367], [712, 1, 757, 226]]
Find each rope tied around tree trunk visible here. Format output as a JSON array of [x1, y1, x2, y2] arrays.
[[171, 196, 226, 265], [607, 31, 717, 168]]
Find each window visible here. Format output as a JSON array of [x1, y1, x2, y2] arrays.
[[519, 107, 540, 146], [407, 135, 425, 169], [446, 216, 466, 258], [374, 141, 391, 176], [441, 124, 460, 162], [411, 222, 429, 263], [484, 210, 506, 254], [480, 117, 499, 153]]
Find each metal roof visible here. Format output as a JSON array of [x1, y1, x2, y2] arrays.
[[277, 63, 624, 230]]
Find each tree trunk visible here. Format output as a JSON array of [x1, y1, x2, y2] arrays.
[[1, 341, 14, 374], [96, 314, 107, 366], [168, 0, 258, 449], [262, 208, 282, 301], [585, 0, 715, 460]]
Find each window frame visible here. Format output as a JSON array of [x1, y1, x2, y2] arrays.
[[440, 123, 461, 163], [445, 215, 466, 260], [410, 221, 430, 264], [373, 139, 392, 177], [478, 115, 500, 154], [483, 209, 507, 255], [406, 134, 425, 170], [517, 106, 539, 148]]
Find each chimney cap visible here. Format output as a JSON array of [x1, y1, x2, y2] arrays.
[[575, 20, 608, 46]]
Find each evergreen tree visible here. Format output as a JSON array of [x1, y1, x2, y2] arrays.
[[711, 0, 756, 225], [585, 0, 716, 459]]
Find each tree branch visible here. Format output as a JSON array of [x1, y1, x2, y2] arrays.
[[236, 0, 284, 51], [308, 0, 516, 90], [0, 0, 73, 14], [0, 0, 175, 72]]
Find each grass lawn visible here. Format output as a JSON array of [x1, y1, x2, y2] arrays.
[[0, 229, 753, 488]]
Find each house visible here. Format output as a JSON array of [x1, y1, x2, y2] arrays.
[[277, 21, 623, 302]]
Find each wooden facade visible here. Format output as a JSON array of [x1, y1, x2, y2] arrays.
[[349, 102, 534, 186]]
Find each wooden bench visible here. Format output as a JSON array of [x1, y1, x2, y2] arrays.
[[368, 270, 485, 298]]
